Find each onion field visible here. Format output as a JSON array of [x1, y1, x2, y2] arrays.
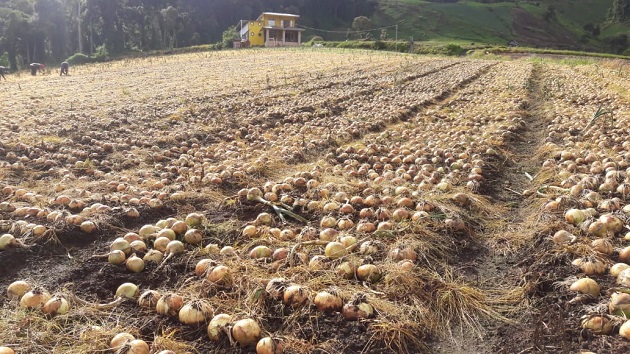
[[0, 49, 629, 354]]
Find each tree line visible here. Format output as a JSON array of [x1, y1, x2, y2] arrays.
[[0, 0, 377, 70]]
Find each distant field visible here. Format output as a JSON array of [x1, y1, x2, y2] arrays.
[[0, 48, 629, 354]]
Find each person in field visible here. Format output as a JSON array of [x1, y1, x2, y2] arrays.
[[0, 66, 7, 80], [30, 63, 45, 76], [60, 62, 69, 76]]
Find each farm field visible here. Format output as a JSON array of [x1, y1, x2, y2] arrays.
[[0, 48, 629, 354]]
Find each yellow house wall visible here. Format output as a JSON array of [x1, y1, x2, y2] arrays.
[[259, 14, 298, 28], [247, 21, 264, 46]]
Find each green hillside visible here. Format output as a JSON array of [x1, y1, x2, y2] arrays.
[[337, 0, 629, 54]]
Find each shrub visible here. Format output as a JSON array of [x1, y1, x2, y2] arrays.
[[445, 44, 465, 56], [65, 53, 92, 65]]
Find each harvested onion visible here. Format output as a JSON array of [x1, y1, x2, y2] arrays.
[[231, 318, 262, 347]]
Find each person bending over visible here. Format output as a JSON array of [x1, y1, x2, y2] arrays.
[[30, 63, 46, 76], [60, 62, 69, 76]]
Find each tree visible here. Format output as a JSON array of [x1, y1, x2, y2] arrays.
[[608, 0, 630, 23], [352, 15, 371, 39], [221, 26, 238, 49]]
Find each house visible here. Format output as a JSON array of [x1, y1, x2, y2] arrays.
[[237, 12, 305, 47]]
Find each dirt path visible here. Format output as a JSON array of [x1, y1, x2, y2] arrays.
[[435, 62, 552, 353]]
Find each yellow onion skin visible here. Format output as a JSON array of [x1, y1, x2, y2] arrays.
[[207, 313, 232, 342], [314, 291, 343, 313], [282, 285, 309, 307], [610, 292, 630, 317], [110, 332, 135, 351], [42, 296, 70, 316], [156, 293, 184, 317], [7, 280, 32, 300], [231, 318, 262, 347], [581, 315, 613, 335], [256, 337, 284, 354], [138, 290, 161, 309], [620, 320, 630, 339], [127, 339, 150, 354], [178, 301, 213, 326], [342, 302, 375, 321], [0, 347, 15, 354], [19, 288, 51, 309]]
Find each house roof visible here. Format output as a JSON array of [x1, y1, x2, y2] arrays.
[[262, 26, 305, 31], [259, 12, 300, 18]]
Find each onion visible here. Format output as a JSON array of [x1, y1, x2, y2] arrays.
[[324, 242, 347, 259], [19, 288, 51, 309], [152, 237, 171, 252], [249, 245, 273, 259], [207, 265, 232, 286], [7, 280, 32, 300], [157, 228, 176, 240], [179, 300, 213, 326], [195, 259, 216, 277], [0, 347, 14, 354], [265, 278, 288, 300], [186, 212, 205, 227], [183, 229, 203, 244], [0, 234, 23, 250], [207, 313, 232, 342], [621, 320, 630, 339], [314, 289, 343, 312], [171, 221, 188, 235], [256, 337, 284, 354], [599, 213, 624, 234], [581, 315, 613, 335], [156, 293, 184, 317], [569, 278, 600, 297], [591, 238, 613, 255], [389, 245, 417, 261], [115, 282, 139, 298], [552, 230, 576, 245], [610, 263, 630, 277], [231, 318, 262, 347], [610, 292, 630, 317], [342, 301, 375, 321], [79, 221, 97, 233], [127, 339, 150, 354], [42, 296, 70, 316], [618, 268, 630, 286], [356, 264, 381, 283], [130, 240, 147, 253], [138, 290, 161, 308], [336, 261, 356, 279], [282, 284, 309, 307], [319, 228, 338, 241], [125, 254, 145, 273], [108, 250, 127, 265], [255, 212, 273, 225], [143, 249, 163, 263], [110, 237, 132, 255], [110, 332, 135, 351], [565, 208, 586, 225], [619, 246, 630, 263]]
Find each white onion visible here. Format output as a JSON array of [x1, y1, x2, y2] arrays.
[[283, 284, 309, 307]]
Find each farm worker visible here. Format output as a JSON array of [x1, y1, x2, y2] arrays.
[[60, 61, 69, 76], [0, 66, 7, 80], [30, 63, 45, 76]]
